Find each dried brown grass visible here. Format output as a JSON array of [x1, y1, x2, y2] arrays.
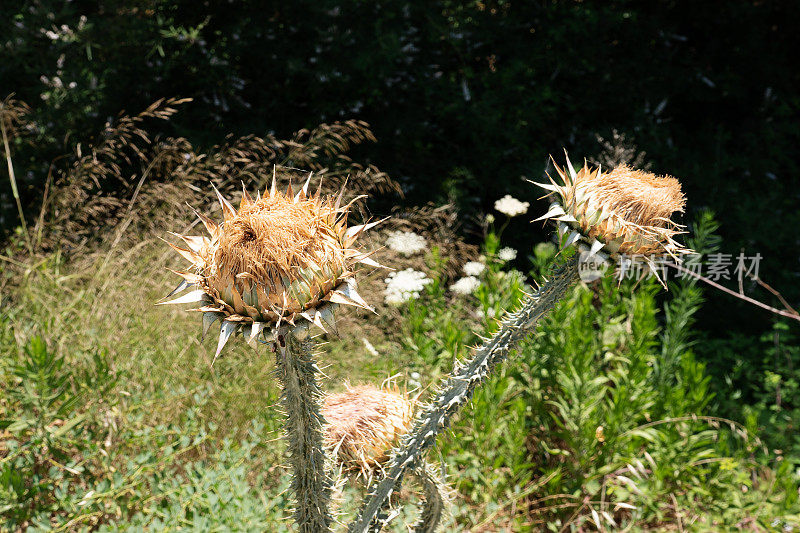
[[1, 97, 402, 294]]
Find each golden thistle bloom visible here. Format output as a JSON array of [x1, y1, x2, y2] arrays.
[[159, 174, 382, 360], [534, 155, 690, 278], [323, 384, 415, 475]]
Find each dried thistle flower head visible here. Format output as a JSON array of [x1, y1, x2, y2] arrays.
[[159, 173, 384, 360], [323, 384, 415, 475], [535, 154, 690, 263]]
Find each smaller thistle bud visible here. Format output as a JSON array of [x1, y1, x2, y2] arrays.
[[158, 173, 384, 362], [322, 384, 415, 475], [533, 154, 691, 282]]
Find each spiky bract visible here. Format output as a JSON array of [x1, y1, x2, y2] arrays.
[[160, 174, 381, 360], [535, 156, 689, 261], [323, 384, 415, 475]]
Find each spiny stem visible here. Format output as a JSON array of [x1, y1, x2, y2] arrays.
[[274, 328, 333, 532], [412, 463, 446, 533], [366, 463, 447, 533], [349, 254, 581, 532]]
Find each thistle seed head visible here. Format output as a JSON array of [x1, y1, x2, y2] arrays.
[[159, 173, 384, 361], [535, 155, 690, 260], [323, 384, 415, 475]]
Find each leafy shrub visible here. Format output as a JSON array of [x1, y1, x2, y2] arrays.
[[0, 324, 271, 531], [0, 334, 117, 528], [97, 434, 289, 533]]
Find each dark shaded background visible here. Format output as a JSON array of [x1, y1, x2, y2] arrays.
[[2, 0, 799, 440]]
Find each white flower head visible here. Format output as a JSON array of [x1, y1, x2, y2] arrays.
[[386, 230, 427, 256], [498, 247, 517, 261], [450, 276, 480, 295], [494, 194, 530, 217], [384, 268, 432, 305], [463, 261, 485, 276], [476, 307, 496, 318]]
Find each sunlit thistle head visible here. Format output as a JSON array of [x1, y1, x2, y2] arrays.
[[534, 154, 690, 281], [159, 172, 384, 361], [322, 384, 415, 476]]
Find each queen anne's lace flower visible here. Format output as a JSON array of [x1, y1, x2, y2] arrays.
[[384, 268, 432, 305], [385, 231, 427, 256], [476, 307, 496, 318], [450, 276, 480, 295], [498, 247, 517, 261], [494, 195, 530, 217], [463, 261, 485, 276]]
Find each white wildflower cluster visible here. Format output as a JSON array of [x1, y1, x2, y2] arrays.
[[40, 75, 76, 90], [40, 17, 86, 42], [463, 261, 485, 276], [476, 307, 496, 318], [494, 194, 530, 217], [386, 230, 427, 256], [450, 276, 480, 295], [498, 247, 517, 261], [384, 268, 432, 305]]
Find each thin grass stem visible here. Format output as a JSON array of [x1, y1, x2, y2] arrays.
[[1, 109, 33, 254]]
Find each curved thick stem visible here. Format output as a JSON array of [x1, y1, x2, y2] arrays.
[[412, 463, 447, 533], [274, 328, 333, 532], [349, 255, 581, 532]]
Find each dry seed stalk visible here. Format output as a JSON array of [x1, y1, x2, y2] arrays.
[[0, 96, 33, 254]]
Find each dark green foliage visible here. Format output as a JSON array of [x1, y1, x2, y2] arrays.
[[402, 248, 475, 371], [709, 321, 800, 458], [3, 1, 798, 280], [96, 434, 290, 532]]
